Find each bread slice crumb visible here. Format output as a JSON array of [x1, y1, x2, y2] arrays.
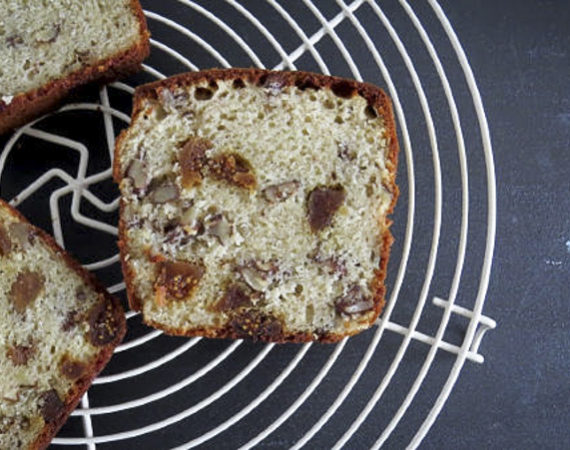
[[0, 199, 125, 449], [115, 69, 399, 343]]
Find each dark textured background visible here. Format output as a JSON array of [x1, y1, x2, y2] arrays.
[[1, 0, 568, 448], [425, 1, 569, 449]]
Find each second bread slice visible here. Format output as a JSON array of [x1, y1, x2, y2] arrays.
[[114, 69, 399, 343], [0, 0, 149, 134], [0, 200, 125, 449]]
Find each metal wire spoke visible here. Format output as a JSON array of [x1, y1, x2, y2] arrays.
[[408, 1, 497, 446], [334, 0, 468, 445], [0, 1, 496, 448]]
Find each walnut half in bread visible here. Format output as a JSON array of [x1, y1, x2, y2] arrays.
[[0, 200, 125, 449], [114, 69, 399, 343], [0, 0, 149, 135]]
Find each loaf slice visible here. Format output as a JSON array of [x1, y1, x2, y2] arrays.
[[114, 69, 399, 343], [0, 0, 149, 135], [0, 200, 125, 449]]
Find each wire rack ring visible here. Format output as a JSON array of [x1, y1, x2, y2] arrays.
[[0, 1, 496, 448]]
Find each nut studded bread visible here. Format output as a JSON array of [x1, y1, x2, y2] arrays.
[[114, 69, 399, 343], [0, 200, 125, 449], [0, 0, 149, 135]]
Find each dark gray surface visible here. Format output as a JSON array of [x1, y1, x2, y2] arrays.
[[1, 0, 568, 448], [425, 1, 570, 449]]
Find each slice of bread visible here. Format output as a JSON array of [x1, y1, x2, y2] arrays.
[[0, 200, 125, 449], [0, 0, 149, 135], [114, 69, 399, 343]]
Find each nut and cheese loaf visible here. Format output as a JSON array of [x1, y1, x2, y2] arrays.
[[0, 0, 149, 135], [114, 69, 399, 343], [0, 200, 125, 449]]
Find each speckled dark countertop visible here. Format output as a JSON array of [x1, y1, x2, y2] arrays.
[[424, 1, 569, 448]]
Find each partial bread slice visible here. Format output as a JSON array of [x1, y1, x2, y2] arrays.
[[0, 0, 149, 135], [114, 69, 399, 343], [0, 200, 125, 449]]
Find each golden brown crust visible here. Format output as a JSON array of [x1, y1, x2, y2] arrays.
[[0, 0, 150, 136], [0, 199, 126, 450], [115, 68, 399, 343]]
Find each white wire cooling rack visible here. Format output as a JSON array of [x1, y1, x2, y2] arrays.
[[0, 1, 497, 448]]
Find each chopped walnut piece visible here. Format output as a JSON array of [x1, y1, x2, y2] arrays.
[[180, 206, 202, 236], [159, 88, 189, 111], [237, 259, 278, 292], [179, 137, 212, 188], [209, 153, 256, 190], [154, 260, 205, 305], [204, 213, 232, 245], [239, 266, 270, 292], [307, 185, 346, 232], [0, 223, 11, 256], [216, 284, 252, 311], [334, 285, 374, 316], [6, 343, 36, 366], [262, 180, 300, 203], [87, 297, 119, 346], [9, 270, 45, 313], [127, 159, 148, 192], [38, 389, 64, 424], [163, 222, 193, 247], [148, 183, 179, 204]]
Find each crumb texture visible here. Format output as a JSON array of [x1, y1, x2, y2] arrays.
[[0, 0, 141, 98], [117, 70, 397, 341], [0, 204, 123, 449]]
